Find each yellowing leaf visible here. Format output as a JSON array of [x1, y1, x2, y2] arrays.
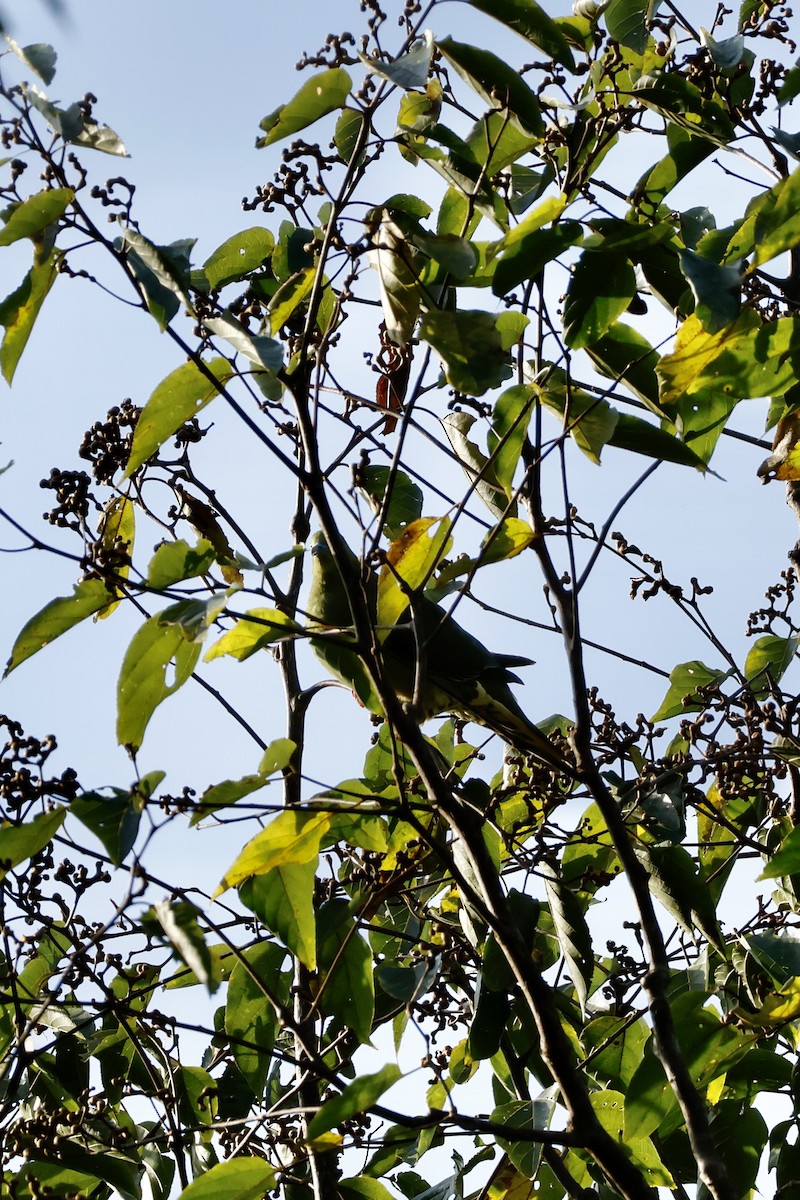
[[657, 310, 760, 404], [214, 809, 330, 897], [205, 608, 300, 662], [481, 518, 536, 563], [377, 517, 452, 634], [758, 408, 800, 482]]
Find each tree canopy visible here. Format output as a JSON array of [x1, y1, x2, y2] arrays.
[[3, 2, 800, 1199]]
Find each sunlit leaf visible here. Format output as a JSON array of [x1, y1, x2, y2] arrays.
[[257, 68, 351, 148], [124, 358, 235, 476], [214, 809, 330, 897], [174, 1158, 276, 1200], [205, 608, 299, 662], [5, 578, 116, 674], [307, 1064, 401, 1139], [116, 611, 203, 752], [480, 517, 536, 563], [0, 250, 59, 383], [147, 539, 217, 589], [0, 807, 65, 881], [0, 187, 72, 247], [377, 517, 452, 631], [5, 37, 57, 84], [198, 227, 274, 290]]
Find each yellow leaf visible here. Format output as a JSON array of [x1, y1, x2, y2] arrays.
[[657, 310, 760, 404], [758, 408, 800, 482]]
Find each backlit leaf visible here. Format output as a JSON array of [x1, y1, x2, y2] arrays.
[[257, 69, 351, 148], [0, 250, 59, 383], [116, 612, 203, 752], [175, 1158, 276, 1200], [5, 578, 116, 674], [0, 807, 65, 880], [225, 942, 285, 1092], [437, 38, 543, 136], [652, 660, 730, 721], [420, 308, 515, 395], [199, 227, 274, 290], [0, 187, 72, 247], [215, 809, 330, 896], [563, 251, 636, 349], [124, 358, 235, 476], [205, 608, 299, 662], [307, 1064, 401, 1139]]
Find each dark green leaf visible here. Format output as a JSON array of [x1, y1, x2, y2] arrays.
[[124, 358, 235, 477], [70, 786, 146, 866], [586, 323, 663, 413], [225, 942, 285, 1094], [492, 221, 582, 296], [420, 309, 514, 395], [488, 384, 535, 496], [358, 466, 424, 538], [335, 106, 366, 163], [121, 227, 194, 328], [543, 862, 593, 1009], [563, 251, 636, 349], [466, 0, 574, 67], [257, 68, 351, 148], [5, 578, 117, 674], [679, 248, 741, 333], [437, 38, 543, 136]]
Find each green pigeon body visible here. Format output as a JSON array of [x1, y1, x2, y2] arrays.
[[306, 533, 567, 771]]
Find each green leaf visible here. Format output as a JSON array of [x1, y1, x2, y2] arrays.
[[437, 38, 543, 136], [656, 310, 760, 404], [358, 466, 424, 538], [124, 358, 235, 477], [466, 0, 575, 68], [488, 384, 535, 495], [5, 578, 117, 674], [116, 612, 203, 752], [480, 517, 536, 563], [257, 68, 351, 148], [199, 227, 274, 290], [205, 608, 299, 662], [492, 221, 581, 297], [543, 862, 593, 1009], [147, 538, 216, 589], [492, 1096, 556, 1179], [216, 809, 330, 896], [121, 227, 194, 327], [240, 857, 317, 969], [583, 1015, 648, 1089], [748, 167, 800, 269], [144, 900, 218, 993], [0, 187, 73, 247], [585, 323, 663, 414], [70, 782, 150, 866], [204, 309, 283, 372], [678, 248, 741, 333], [307, 1064, 402, 1140], [442, 410, 515, 519], [0, 250, 59, 383], [368, 211, 421, 344], [338, 1180, 396, 1200], [759, 825, 800, 880], [0, 807, 65, 880], [420, 309, 514, 395], [745, 634, 799, 695], [651, 660, 730, 721], [335, 107, 366, 162], [687, 315, 800, 401], [317, 899, 375, 1045], [225, 942, 285, 1094], [5, 37, 57, 84], [174, 1158, 276, 1200], [266, 266, 316, 334], [563, 251, 636, 349], [605, 0, 649, 53]]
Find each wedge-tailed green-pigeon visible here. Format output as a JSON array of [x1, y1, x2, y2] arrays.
[[306, 532, 566, 770]]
